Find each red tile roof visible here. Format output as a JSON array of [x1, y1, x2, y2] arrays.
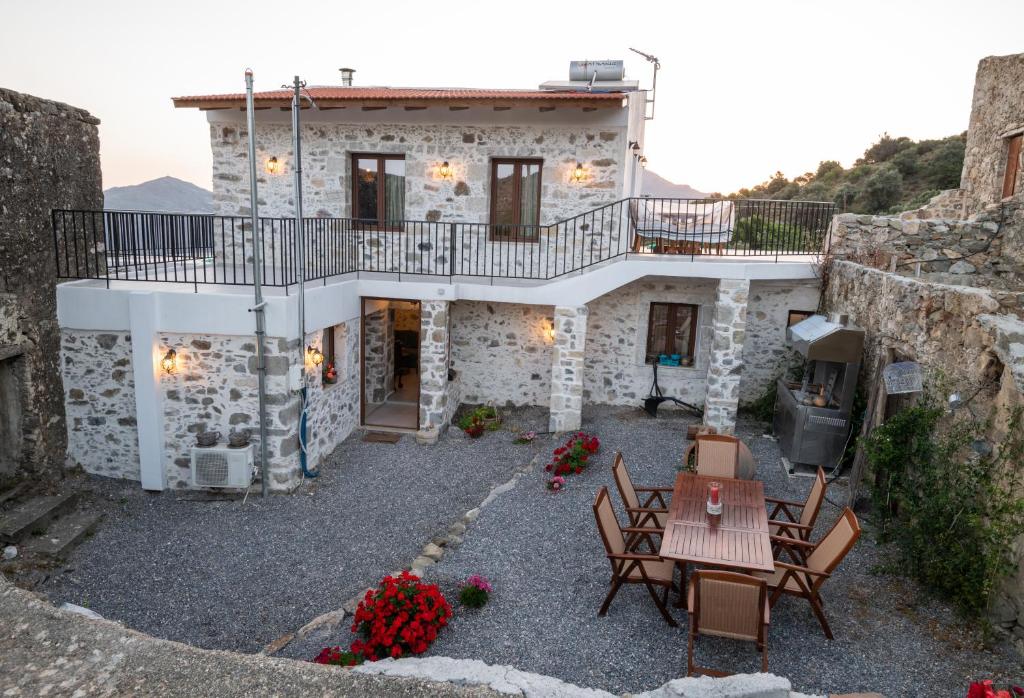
[[172, 86, 627, 109]]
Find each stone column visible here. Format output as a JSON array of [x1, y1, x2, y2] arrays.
[[417, 300, 450, 444], [704, 279, 750, 435], [548, 305, 588, 433]]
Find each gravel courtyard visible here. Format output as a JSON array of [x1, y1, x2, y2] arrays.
[[40, 405, 1021, 695]]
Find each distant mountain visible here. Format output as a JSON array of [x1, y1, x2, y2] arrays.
[[104, 176, 213, 213], [642, 171, 708, 199]]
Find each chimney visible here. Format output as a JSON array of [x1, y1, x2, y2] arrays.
[[339, 68, 355, 86]]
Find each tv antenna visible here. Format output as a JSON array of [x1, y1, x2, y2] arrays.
[[629, 47, 660, 120]]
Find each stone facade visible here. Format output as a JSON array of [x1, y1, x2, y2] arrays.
[[450, 301, 554, 407], [417, 300, 451, 444], [960, 53, 1024, 214], [305, 320, 360, 470], [704, 280, 751, 434], [61, 330, 139, 480], [0, 88, 103, 478], [549, 305, 588, 432], [363, 308, 394, 404]]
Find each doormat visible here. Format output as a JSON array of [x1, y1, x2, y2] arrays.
[[363, 432, 402, 443]]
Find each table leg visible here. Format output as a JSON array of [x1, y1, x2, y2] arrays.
[[674, 562, 688, 609]]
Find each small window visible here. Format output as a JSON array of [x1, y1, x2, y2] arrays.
[[787, 310, 815, 327], [322, 324, 341, 385], [1003, 134, 1022, 199], [646, 303, 698, 365], [352, 154, 405, 226], [490, 158, 542, 240]]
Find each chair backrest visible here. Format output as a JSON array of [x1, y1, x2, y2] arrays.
[[692, 570, 766, 642], [805, 507, 861, 576], [612, 452, 639, 511], [695, 434, 739, 478], [593, 486, 626, 559], [799, 467, 828, 528]]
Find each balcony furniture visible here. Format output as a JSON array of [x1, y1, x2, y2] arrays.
[[592, 486, 678, 627], [629, 198, 735, 255], [765, 466, 826, 542], [682, 434, 740, 479], [611, 452, 670, 552], [687, 570, 770, 677], [758, 507, 861, 639]]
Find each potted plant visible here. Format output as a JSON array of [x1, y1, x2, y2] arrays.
[[458, 574, 492, 608], [464, 415, 485, 439], [323, 362, 338, 384]]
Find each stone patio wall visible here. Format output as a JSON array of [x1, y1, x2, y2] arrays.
[[0, 88, 103, 478], [418, 300, 451, 443], [704, 279, 751, 434], [61, 330, 139, 480], [549, 305, 588, 432], [450, 301, 554, 407]]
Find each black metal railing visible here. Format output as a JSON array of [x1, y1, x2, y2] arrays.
[[52, 198, 835, 288]]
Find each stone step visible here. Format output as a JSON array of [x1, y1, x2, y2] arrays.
[[0, 492, 78, 543], [0, 482, 28, 508], [21, 510, 103, 558]]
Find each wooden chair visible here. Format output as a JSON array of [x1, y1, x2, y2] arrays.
[[682, 434, 740, 478], [766, 467, 827, 541], [687, 570, 770, 677], [612, 452, 671, 552], [758, 507, 861, 639], [592, 486, 678, 627]]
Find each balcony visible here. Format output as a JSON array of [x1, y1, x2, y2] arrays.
[[52, 198, 834, 291]]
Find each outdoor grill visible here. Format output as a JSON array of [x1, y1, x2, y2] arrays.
[[773, 314, 865, 471]]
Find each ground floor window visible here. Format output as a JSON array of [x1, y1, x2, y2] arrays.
[[646, 302, 698, 365], [787, 309, 815, 327], [322, 324, 341, 385]]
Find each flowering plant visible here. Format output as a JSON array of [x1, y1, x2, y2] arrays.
[[968, 680, 1024, 698], [513, 430, 537, 445], [546, 475, 566, 492], [545, 432, 600, 476], [314, 571, 451, 665], [458, 574, 493, 608], [464, 416, 486, 438]]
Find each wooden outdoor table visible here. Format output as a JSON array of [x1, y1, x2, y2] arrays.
[[659, 473, 775, 584]]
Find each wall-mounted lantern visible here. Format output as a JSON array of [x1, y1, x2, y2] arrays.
[[160, 348, 177, 374], [638, 155, 648, 169], [438, 161, 453, 179], [265, 156, 280, 175], [546, 323, 557, 341], [307, 345, 324, 366], [571, 162, 585, 183]]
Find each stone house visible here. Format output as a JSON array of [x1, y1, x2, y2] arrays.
[[54, 67, 827, 493]]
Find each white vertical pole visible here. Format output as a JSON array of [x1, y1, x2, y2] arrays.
[[129, 291, 166, 491]]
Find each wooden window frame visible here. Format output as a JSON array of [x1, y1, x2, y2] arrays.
[[351, 153, 406, 230], [489, 157, 543, 242], [1003, 134, 1022, 200], [786, 309, 815, 327], [645, 302, 699, 365]]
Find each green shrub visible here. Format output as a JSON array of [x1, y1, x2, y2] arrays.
[[457, 405, 500, 432], [862, 399, 1024, 618]]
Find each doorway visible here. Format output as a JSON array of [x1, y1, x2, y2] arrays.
[[361, 298, 420, 430]]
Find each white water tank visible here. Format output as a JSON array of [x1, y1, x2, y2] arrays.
[[569, 60, 625, 82]]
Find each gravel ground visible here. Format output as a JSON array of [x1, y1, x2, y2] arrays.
[[42, 421, 533, 655], [403, 406, 1021, 696]]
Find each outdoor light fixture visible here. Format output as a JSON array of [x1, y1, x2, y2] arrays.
[[546, 324, 556, 341], [571, 162, 585, 183], [438, 161, 452, 179], [265, 156, 280, 175], [307, 345, 324, 366], [638, 155, 648, 169], [160, 349, 177, 374]]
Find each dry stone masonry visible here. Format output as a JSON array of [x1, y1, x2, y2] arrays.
[[704, 279, 750, 434], [417, 300, 451, 444], [549, 305, 588, 432]]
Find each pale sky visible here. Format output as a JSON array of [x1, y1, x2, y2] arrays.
[[3, 0, 1022, 194]]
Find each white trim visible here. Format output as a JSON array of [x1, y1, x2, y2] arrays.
[[128, 292, 166, 491]]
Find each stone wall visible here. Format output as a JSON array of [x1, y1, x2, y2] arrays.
[[363, 309, 393, 404], [158, 333, 299, 490], [450, 301, 554, 407], [417, 300, 451, 443], [305, 320, 360, 469], [549, 305, 588, 432], [961, 53, 1024, 214], [824, 259, 1024, 649], [0, 88, 103, 477], [704, 280, 751, 434], [61, 330, 139, 480]]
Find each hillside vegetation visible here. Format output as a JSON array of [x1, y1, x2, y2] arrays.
[[717, 132, 966, 215]]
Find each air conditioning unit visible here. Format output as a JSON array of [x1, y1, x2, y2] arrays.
[[190, 444, 255, 489]]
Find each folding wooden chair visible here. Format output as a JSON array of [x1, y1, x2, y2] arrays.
[[687, 570, 770, 677], [759, 507, 861, 639], [682, 434, 740, 478], [592, 486, 678, 627], [766, 466, 826, 541], [612, 452, 670, 552]]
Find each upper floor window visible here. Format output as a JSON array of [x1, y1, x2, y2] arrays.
[[646, 302, 698, 365], [352, 154, 405, 226], [490, 158, 542, 240], [1003, 134, 1022, 199]]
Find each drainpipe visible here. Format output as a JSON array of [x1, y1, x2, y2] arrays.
[[291, 75, 319, 479], [245, 69, 271, 498]]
